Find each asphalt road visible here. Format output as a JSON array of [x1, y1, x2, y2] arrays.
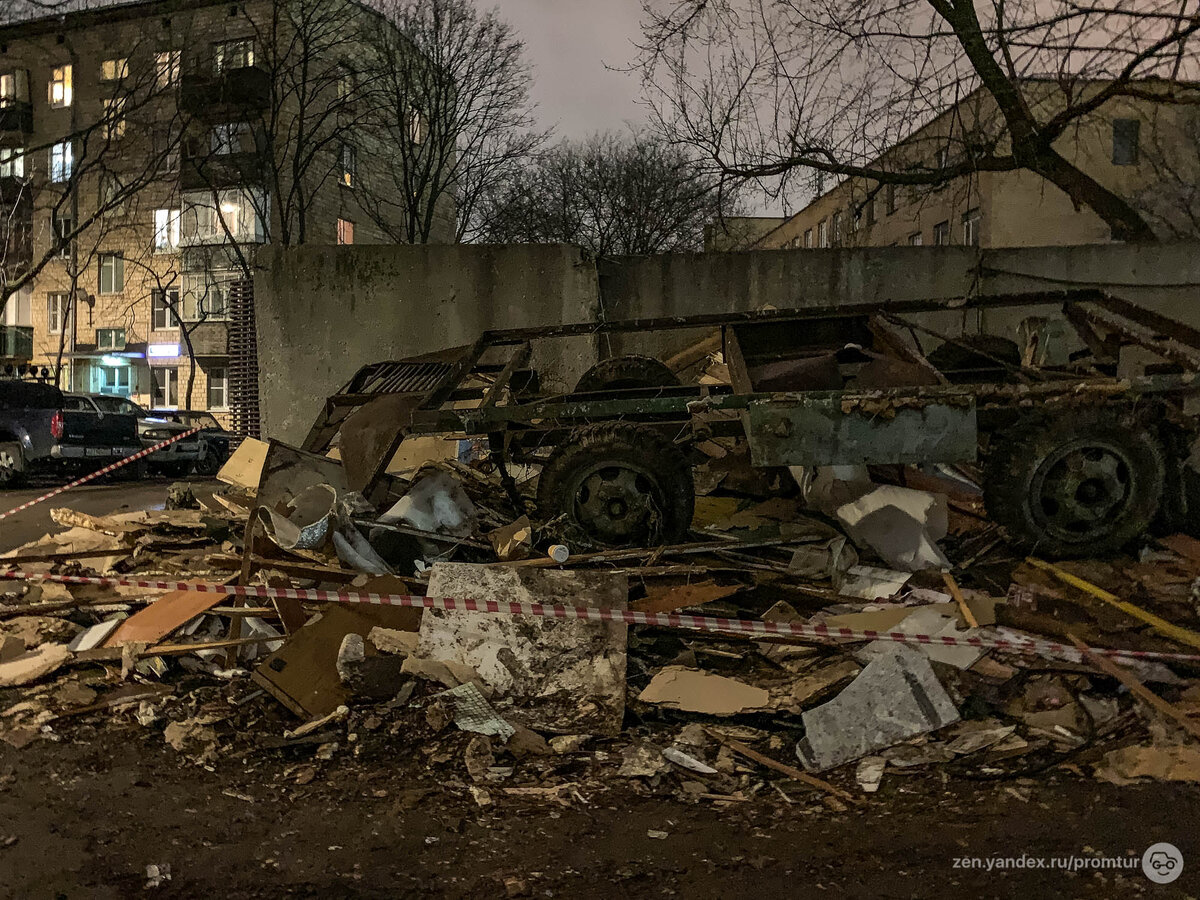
[[0, 478, 219, 553]]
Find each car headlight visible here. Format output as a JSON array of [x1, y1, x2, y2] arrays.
[[145, 429, 174, 440]]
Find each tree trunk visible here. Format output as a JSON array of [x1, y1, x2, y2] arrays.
[[1032, 148, 1159, 242]]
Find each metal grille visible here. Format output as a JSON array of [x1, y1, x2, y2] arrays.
[[227, 277, 260, 439], [349, 360, 453, 396]]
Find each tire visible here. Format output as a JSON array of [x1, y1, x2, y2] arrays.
[[574, 355, 680, 393], [983, 408, 1166, 558], [537, 422, 694, 548], [0, 442, 24, 489], [193, 444, 225, 476]]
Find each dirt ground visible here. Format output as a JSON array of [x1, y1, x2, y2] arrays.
[[2, 485, 1198, 898], [1, 719, 1196, 899]]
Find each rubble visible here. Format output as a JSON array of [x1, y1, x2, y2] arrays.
[[8, 295, 1200, 830]]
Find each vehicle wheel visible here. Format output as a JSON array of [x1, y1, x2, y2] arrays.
[[537, 422, 694, 548], [0, 442, 24, 488], [193, 445, 224, 476], [983, 409, 1166, 558], [574, 355, 680, 393], [158, 461, 192, 478]]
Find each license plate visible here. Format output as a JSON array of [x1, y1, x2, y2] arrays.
[[85, 447, 107, 457]]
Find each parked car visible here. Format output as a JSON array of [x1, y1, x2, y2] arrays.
[[84, 394, 202, 477], [0, 380, 142, 487], [147, 408, 235, 475]]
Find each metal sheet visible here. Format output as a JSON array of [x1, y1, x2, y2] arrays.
[[747, 398, 978, 466]]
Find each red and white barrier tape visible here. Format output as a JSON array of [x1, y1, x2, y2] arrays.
[[0, 426, 203, 523], [1, 568, 1197, 664]]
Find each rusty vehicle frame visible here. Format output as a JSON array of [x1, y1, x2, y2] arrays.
[[303, 289, 1200, 557]]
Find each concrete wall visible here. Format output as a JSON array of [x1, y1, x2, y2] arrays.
[[256, 243, 600, 442], [257, 241, 1200, 443]]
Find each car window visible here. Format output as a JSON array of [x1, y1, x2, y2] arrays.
[[93, 395, 146, 417], [62, 395, 95, 412]]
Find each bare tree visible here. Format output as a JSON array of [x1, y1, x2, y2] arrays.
[[479, 130, 740, 258], [638, 0, 1200, 241], [358, 0, 546, 244]]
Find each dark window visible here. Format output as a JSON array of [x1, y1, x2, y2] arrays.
[[98, 254, 124, 293], [1112, 118, 1140, 166], [961, 208, 981, 246], [96, 327, 125, 349], [151, 288, 179, 330], [885, 183, 896, 215], [933, 220, 951, 245]]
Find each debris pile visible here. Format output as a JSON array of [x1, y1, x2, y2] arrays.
[[2, 424, 1200, 812]]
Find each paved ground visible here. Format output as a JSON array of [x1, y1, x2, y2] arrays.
[[0, 478, 216, 553]]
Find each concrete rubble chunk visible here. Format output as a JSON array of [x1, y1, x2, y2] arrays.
[[835, 484, 951, 572], [0, 643, 71, 688], [796, 644, 960, 772], [418, 563, 628, 735]]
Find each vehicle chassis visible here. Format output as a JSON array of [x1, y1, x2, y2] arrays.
[[303, 289, 1200, 556]]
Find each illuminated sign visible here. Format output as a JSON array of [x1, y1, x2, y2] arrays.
[[148, 343, 180, 358]]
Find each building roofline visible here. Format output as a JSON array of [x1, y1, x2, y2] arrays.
[[0, 0, 396, 41], [751, 76, 1192, 248]]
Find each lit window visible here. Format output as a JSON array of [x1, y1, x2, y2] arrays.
[[340, 143, 356, 187], [154, 208, 182, 251], [48, 64, 72, 108], [53, 215, 72, 258], [98, 254, 124, 294], [1112, 118, 1140, 166], [408, 107, 426, 145], [49, 141, 73, 181], [47, 292, 69, 334], [0, 70, 29, 104], [152, 367, 179, 408], [933, 220, 951, 245], [152, 288, 179, 330], [337, 217, 354, 245], [214, 38, 255, 74], [336, 65, 354, 100], [156, 50, 181, 88], [102, 97, 127, 139], [96, 327, 126, 349], [961, 208, 981, 247], [207, 366, 229, 409], [0, 147, 23, 178], [100, 58, 129, 81]]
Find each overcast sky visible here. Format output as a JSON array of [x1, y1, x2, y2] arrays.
[[494, 0, 649, 139]]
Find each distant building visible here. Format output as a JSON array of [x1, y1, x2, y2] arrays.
[[752, 80, 1199, 252], [0, 0, 451, 420]]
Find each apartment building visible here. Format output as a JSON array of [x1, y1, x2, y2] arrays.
[[0, 0, 449, 421], [753, 81, 1199, 252]]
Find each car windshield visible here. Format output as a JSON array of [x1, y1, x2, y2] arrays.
[[93, 395, 148, 417]]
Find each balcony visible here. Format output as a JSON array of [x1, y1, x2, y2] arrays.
[[185, 320, 229, 356], [0, 326, 33, 360], [0, 100, 33, 136], [179, 66, 271, 117], [181, 147, 267, 190]]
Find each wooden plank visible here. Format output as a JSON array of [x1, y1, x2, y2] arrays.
[[1067, 633, 1200, 743], [710, 731, 862, 805], [103, 590, 228, 647]]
